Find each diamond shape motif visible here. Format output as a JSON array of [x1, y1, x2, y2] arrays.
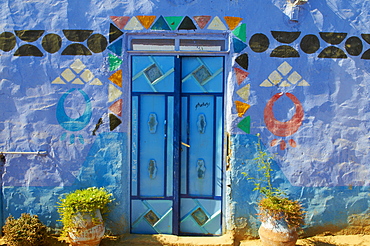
[[144, 210, 160, 226], [277, 61, 292, 76], [70, 59, 86, 74], [80, 69, 94, 82], [191, 207, 209, 226], [268, 70, 282, 85], [287, 71, 302, 84], [61, 68, 76, 82], [193, 65, 212, 85], [144, 64, 163, 83]]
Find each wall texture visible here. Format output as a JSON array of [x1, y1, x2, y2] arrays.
[[0, 0, 369, 238]]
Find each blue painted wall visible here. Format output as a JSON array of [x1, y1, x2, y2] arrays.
[[0, 0, 369, 238]]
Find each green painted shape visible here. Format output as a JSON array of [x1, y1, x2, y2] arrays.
[[237, 115, 250, 134], [109, 54, 123, 71], [164, 16, 184, 30], [232, 23, 246, 42]]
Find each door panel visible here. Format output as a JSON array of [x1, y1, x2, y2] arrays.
[[187, 95, 215, 197], [131, 55, 223, 235], [139, 95, 166, 197], [181, 56, 223, 93]]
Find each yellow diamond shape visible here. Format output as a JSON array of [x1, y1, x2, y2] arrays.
[[70, 59, 86, 74], [61, 69, 76, 82], [288, 71, 302, 84], [81, 69, 94, 82], [277, 61, 292, 76], [268, 70, 282, 85]]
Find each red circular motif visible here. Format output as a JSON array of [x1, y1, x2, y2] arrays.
[[264, 92, 304, 137]]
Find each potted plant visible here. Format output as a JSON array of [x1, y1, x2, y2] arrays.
[[242, 134, 305, 246], [57, 187, 114, 246], [2, 213, 48, 246]]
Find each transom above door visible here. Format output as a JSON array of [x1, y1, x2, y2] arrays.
[[130, 55, 224, 235]]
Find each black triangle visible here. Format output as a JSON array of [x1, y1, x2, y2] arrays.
[[109, 23, 124, 43], [109, 114, 122, 131], [235, 53, 249, 70], [178, 16, 197, 30]]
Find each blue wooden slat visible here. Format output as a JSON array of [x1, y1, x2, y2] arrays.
[[131, 96, 139, 196], [166, 96, 174, 197]]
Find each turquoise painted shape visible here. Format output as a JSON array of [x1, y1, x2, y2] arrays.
[[56, 89, 92, 132], [107, 39, 123, 56], [233, 37, 247, 53], [151, 16, 171, 30], [70, 134, 75, 144]]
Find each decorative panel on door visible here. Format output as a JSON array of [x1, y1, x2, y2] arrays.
[[131, 56, 176, 234], [131, 55, 223, 235]]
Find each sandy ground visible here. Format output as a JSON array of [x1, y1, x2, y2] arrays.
[[1, 234, 370, 245], [240, 235, 370, 246]]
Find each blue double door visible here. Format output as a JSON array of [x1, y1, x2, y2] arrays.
[[131, 55, 224, 235]]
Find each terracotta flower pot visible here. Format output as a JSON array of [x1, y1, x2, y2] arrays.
[[68, 209, 105, 246], [258, 216, 298, 246]]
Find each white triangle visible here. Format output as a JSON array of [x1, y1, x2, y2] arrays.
[[51, 77, 66, 84], [109, 84, 123, 102], [236, 84, 250, 101], [298, 79, 310, 86], [72, 78, 84, 85], [207, 16, 227, 30], [260, 79, 273, 87], [279, 80, 291, 87], [90, 78, 103, 85], [124, 16, 143, 30]]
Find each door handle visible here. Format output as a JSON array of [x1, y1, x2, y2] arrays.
[[181, 142, 190, 148]]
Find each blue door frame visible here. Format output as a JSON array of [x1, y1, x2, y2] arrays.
[[130, 55, 224, 235]]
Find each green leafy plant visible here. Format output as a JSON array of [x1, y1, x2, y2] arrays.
[[57, 187, 114, 235], [2, 213, 48, 246], [242, 134, 305, 229]]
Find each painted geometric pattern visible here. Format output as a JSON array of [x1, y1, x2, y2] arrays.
[[260, 61, 310, 87], [182, 57, 223, 93], [132, 56, 175, 93], [180, 198, 221, 235], [2, 17, 370, 59], [51, 59, 102, 143], [131, 200, 173, 234], [107, 52, 123, 131], [52, 59, 103, 85]]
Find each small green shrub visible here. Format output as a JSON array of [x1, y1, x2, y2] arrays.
[[2, 213, 48, 246], [242, 134, 305, 229], [57, 187, 114, 235]]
